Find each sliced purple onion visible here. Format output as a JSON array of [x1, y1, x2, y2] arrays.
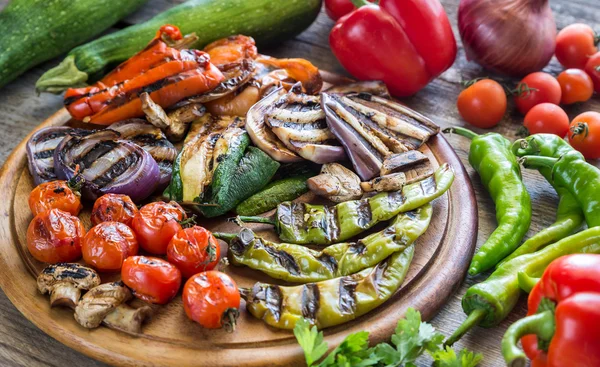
[[54, 130, 160, 202], [109, 119, 176, 189], [26, 126, 93, 185]]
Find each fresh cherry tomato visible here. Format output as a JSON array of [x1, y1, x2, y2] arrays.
[[523, 103, 570, 137], [456, 79, 507, 128], [121, 256, 182, 304], [28, 180, 82, 217], [167, 226, 220, 279], [555, 24, 598, 69], [568, 111, 600, 159], [131, 201, 186, 255], [324, 0, 374, 20], [182, 271, 240, 331], [27, 208, 85, 263], [557, 69, 594, 104], [513, 72, 562, 115], [82, 222, 138, 272], [584, 52, 600, 94], [91, 193, 138, 227]]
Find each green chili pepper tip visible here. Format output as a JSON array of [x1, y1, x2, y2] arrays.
[[442, 126, 480, 140], [444, 308, 487, 346]]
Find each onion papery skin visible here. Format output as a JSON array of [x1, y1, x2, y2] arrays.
[[54, 130, 160, 202], [458, 0, 556, 76]]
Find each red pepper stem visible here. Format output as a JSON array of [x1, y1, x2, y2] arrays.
[[444, 308, 486, 346], [517, 272, 540, 293], [502, 311, 555, 367], [350, 0, 372, 7], [520, 156, 558, 170], [442, 127, 479, 140]]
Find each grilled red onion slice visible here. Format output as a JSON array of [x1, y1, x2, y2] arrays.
[[109, 119, 176, 189], [26, 126, 93, 185], [54, 130, 160, 202]]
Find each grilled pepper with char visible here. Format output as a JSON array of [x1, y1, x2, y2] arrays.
[[219, 204, 431, 282], [445, 127, 531, 275], [242, 244, 415, 329], [64, 25, 224, 125], [237, 163, 453, 245]]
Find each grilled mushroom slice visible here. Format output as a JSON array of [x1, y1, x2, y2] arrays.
[[307, 163, 362, 202], [325, 80, 391, 98], [74, 281, 152, 333], [323, 92, 439, 180], [37, 263, 100, 309], [361, 152, 434, 192], [140, 92, 206, 142]]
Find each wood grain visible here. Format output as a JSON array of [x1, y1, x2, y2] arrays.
[[0, 0, 599, 366]]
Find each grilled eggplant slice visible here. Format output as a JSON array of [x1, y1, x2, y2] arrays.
[[380, 150, 429, 176], [323, 92, 439, 180], [362, 151, 434, 192], [307, 163, 362, 202], [265, 87, 345, 164], [325, 80, 391, 98]]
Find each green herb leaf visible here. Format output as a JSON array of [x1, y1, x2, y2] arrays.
[[432, 346, 483, 367], [294, 319, 328, 367], [318, 331, 378, 367]]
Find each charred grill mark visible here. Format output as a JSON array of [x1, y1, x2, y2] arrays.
[[387, 190, 406, 207], [129, 133, 171, 147], [404, 209, 419, 220], [316, 253, 338, 274], [420, 176, 437, 196], [372, 256, 392, 295], [355, 200, 373, 229], [324, 205, 340, 243], [348, 241, 366, 255], [301, 284, 320, 321], [74, 140, 119, 170], [253, 239, 301, 276], [276, 202, 293, 226], [229, 228, 255, 256], [34, 149, 56, 159], [253, 284, 283, 322], [32, 130, 70, 143], [42, 263, 97, 280], [339, 277, 358, 314], [266, 117, 327, 130], [91, 152, 140, 188]]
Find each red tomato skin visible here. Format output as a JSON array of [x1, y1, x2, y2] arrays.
[[91, 194, 138, 227], [514, 72, 562, 115], [167, 226, 221, 279], [456, 79, 507, 128], [121, 256, 182, 304], [82, 222, 138, 272], [27, 209, 85, 264], [555, 24, 598, 69], [557, 69, 594, 104], [568, 111, 600, 160], [183, 271, 240, 329], [28, 180, 82, 217], [131, 201, 185, 255], [584, 52, 600, 94], [523, 103, 570, 137]]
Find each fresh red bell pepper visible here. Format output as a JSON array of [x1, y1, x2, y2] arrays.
[[502, 254, 600, 367], [324, 0, 374, 21], [329, 0, 457, 97]]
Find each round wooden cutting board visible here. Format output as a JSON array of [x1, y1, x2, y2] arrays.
[[0, 72, 478, 367]]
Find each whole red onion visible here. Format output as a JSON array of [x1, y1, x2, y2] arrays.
[[458, 0, 556, 76]]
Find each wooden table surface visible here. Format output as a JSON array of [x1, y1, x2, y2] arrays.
[[0, 0, 598, 366]]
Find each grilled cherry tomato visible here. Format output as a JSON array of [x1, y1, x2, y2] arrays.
[[514, 72, 562, 115], [584, 52, 600, 94], [568, 111, 600, 159], [523, 103, 570, 137], [28, 180, 82, 217], [82, 222, 138, 272], [457, 79, 507, 128], [131, 201, 186, 255], [557, 68, 594, 105], [91, 194, 138, 227], [555, 24, 598, 69], [27, 208, 85, 263], [182, 271, 240, 331], [121, 256, 182, 304], [167, 226, 220, 279]]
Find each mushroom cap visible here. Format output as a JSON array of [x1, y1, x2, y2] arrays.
[[74, 281, 132, 329], [37, 263, 100, 295]]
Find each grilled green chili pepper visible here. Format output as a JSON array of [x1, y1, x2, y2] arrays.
[[446, 226, 600, 346], [501, 135, 585, 264], [242, 245, 415, 330], [444, 127, 531, 275], [522, 151, 600, 228], [237, 163, 454, 245], [218, 204, 431, 282], [235, 175, 311, 216]]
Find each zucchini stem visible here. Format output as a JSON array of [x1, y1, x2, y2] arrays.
[[442, 127, 479, 140], [445, 308, 487, 346], [35, 55, 88, 94], [501, 311, 555, 367], [236, 215, 277, 226]]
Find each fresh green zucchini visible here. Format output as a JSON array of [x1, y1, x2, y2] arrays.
[[0, 0, 146, 89], [235, 175, 312, 216], [36, 0, 323, 93], [200, 147, 280, 218]]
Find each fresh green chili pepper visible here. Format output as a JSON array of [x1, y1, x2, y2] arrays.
[[444, 127, 531, 275], [241, 245, 415, 330], [217, 204, 431, 283], [522, 151, 600, 228], [501, 135, 585, 264], [445, 226, 600, 346], [236, 163, 454, 245]]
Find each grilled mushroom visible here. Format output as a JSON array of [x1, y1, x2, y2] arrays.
[[140, 92, 206, 142], [74, 281, 152, 333], [37, 263, 100, 309], [307, 163, 362, 202], [361, 151, 434, 192], [325, 80, 391, 98]]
